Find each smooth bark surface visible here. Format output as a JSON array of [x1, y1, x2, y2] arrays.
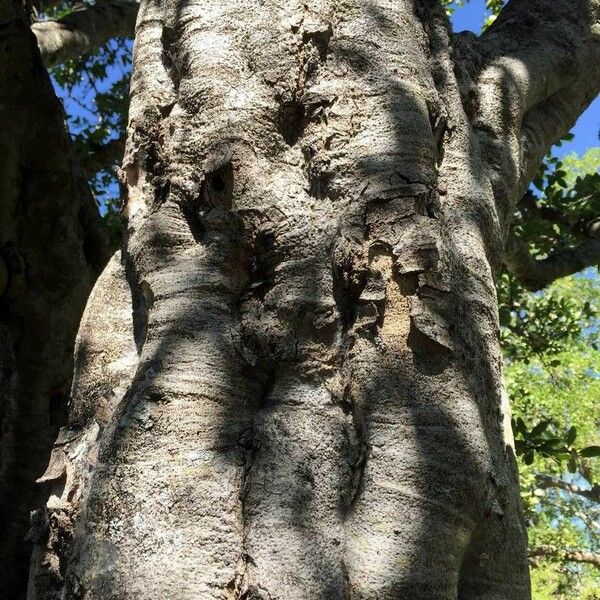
[[27, 0, 600, 599], [0, 3, 108, 597], [32, 0, 138, 66], [505, 232, 600, 291]]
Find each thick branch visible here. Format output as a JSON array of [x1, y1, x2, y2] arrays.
[[518, 191, 579, 231], [79, 135, 126, 178], [504, 232, 600, 290], [529, 545, 600, 568], [485, 0, 600, 173], [32, 0, 138, 67], [470, 0, 600, 225], [536, 474, 600, 503]]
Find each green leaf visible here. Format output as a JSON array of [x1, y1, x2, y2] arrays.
[[566, 426, 577, 446], [538, 438, 563, 452], [530, 420, 551, 438], [580, 446, 600, 458], [499, 306, 512, 327], [514, 439, 527, 455], [555, 453, 571, 462], [567, 456, 578, 473]]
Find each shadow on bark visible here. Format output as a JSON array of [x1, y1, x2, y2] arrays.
[[27, 0, 546, 598]]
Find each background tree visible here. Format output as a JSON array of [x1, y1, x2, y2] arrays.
[[0, 0, 598, 598], [0, 2, 108, 596], [503, 148, 600, 598]]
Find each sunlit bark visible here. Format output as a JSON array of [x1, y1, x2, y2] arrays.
[[26, 0, 600, 599]]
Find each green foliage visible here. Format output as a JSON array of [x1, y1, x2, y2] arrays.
[[499, 273, 598, 360], [500, 147, 600, 597], [515, 146, 600, 260], [512, 414, 600, 472], [482, 0, 504, 28], [50, 38, 131, 252], [51, 39, 131, 182], [505, 270, 600, 600], [34, 0, 75, 20], [440, 0, 464, 16]]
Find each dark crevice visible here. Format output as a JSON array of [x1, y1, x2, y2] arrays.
[[134, 113, 170, 209], [77, 199, 111, 274], [276, 88, 334, 146], [122, 247, 150, 356], [430, 109, 448, 168], [417, 187, 443, 218], [49, 393, 68, 428], [396, 272, 419, 296], [302, 24, 333, 62], [229, 371, 275, 600], [180, 200, 205, 244], [330, 231, 374, 516], [131, 279, 153, 355], [160, 24, 181, 90], [407, 320, 453, 373], [276, 99, 307, 146], [244, 228, 277, 303], [180, 163, 235, 243], [158, 101, 175, 118], [451, 31, 483, 122], [202, 162, 234, 209], [343, 389, 369, 515], [332, 240, 368, 334]]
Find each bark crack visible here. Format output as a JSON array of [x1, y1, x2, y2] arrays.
[[160, 23, 181, 92], [227, 370, 275, 600], [276, 9, 332, 146], [345, 398, 368, 513]]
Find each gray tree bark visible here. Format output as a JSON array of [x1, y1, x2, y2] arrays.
[[27, 0, 600, 599], [0, 2, 108, 597]]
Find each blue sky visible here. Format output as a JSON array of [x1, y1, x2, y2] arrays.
[[452, 0, 599, 159]]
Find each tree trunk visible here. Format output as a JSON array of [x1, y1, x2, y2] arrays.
[[27, 0, 600, 598], [0, 3, 108, 598]]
